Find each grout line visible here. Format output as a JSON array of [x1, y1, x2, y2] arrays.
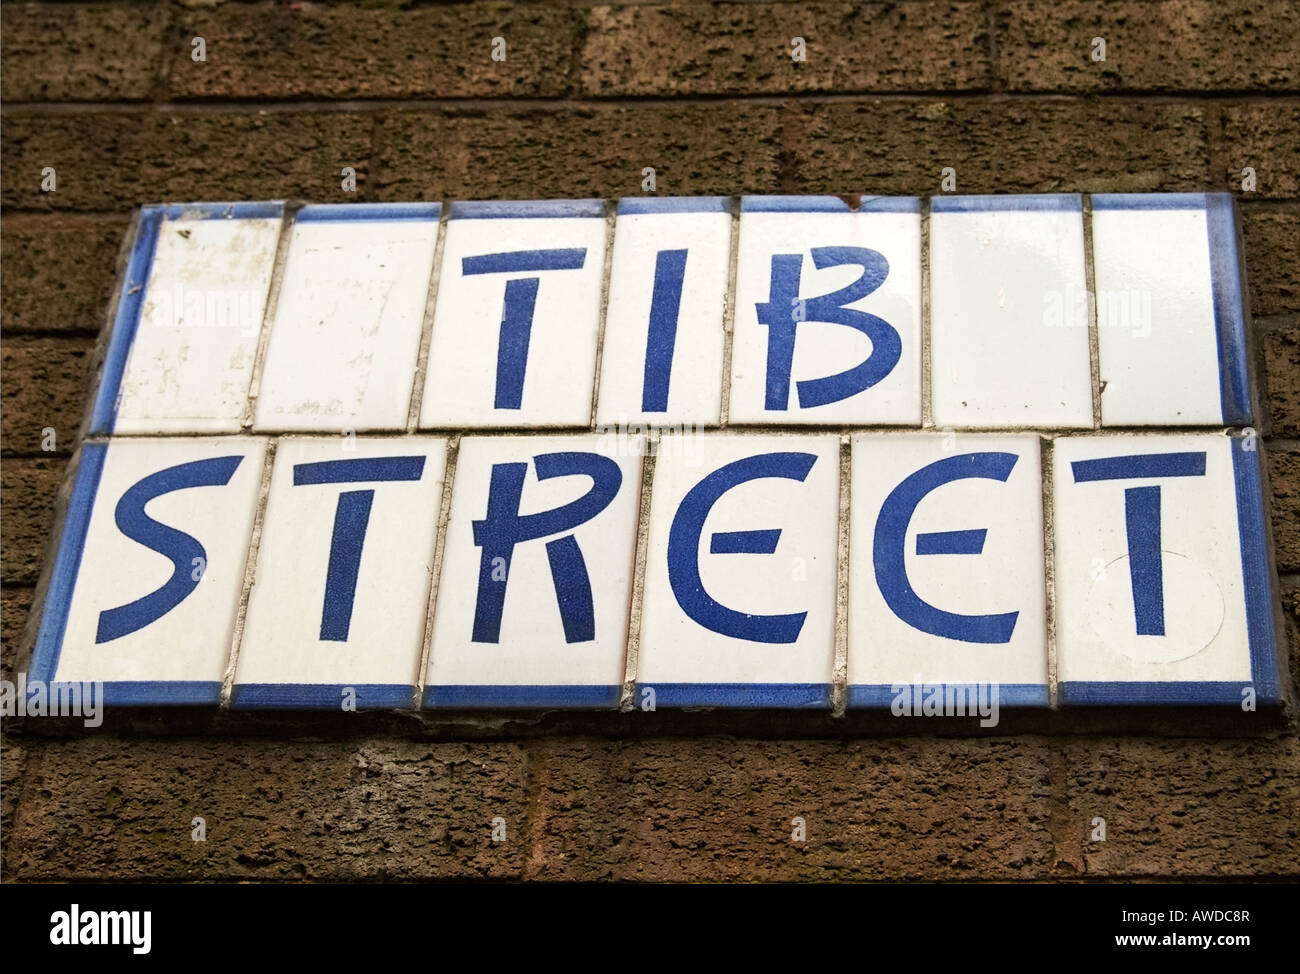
[[718, 197, 741, 427], [1082, 194, 1103, 430], [9, 92, 1300, 118], [619, 430, 658, 711], [414, 433, 461, 709], [52, 422, 1255, 446], [985, 0, 1002, 92], [242, 205, 298, 431], [831, 434, 851, 718], [587, 200, 618, 429], [405, 201, 450, 432], [220, 437, 278, 706], [1041, 434, 1059, 709], [920, 196, 934, 429]]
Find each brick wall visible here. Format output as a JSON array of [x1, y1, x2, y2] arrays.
[[1, 0, 1297, 881]]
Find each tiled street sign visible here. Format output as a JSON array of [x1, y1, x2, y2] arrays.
[[253, 204, 440, 432], [26, 194, 1284, 713], [425, 434, 642, 708], [637, 433, 841, 707], [729, 196, 922, 426], [231, 436, 449, 708], [847, 433, 1049, 708]]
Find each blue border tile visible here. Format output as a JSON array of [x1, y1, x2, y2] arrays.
[[1089, 192, 1251, 425], [1090, 193, 1208, 211], [931, 194, 1082, 213], [860, 196, 921, 213], [1061, 435, 1280, 707], [617, 196, 730, 215], [88, 202, 287, 434], [89, 209, 164, 434], [1231, 434, 1281, 704], [741, 196, 850, 213], [296, 202, 441, 222], [230, 683, 417, 710], [100, 681, 224, 706], [157, 202, 284, 221], [639, 683, 833, 709], [448, 200, 604, 220], [1059, 681, 1258, 705], [28, 442, 239, 707], [422, 684, 621, 709], [29, 443, 107, 685], [1206, 194, 1252, 426], [846, 683, 1049, 709]]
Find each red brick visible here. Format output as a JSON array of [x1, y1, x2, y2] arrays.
[[170, 2, 576, 100], [6, 739, 529, 881], [1262, 325, 1300, 438], [374, 104, 784, 201], [0, 456, 66, 585], [1, 216, 128, 334], [1268, 449, 1300, 574], [1061, 738, 1300, 877], [997, 0, 1300, 92], [0, 336, 94, 455], [1, 586, 34, 686], [1220, 103, 1300, 198], [1, 3, 170, 102], [1242, 206, 1300, 316], [580, 2, 991, 96], [1, 111, 373, 212], [0, 741, 24, 861], [528, 738, 1053, 881], [790, 99, 1210, 194]]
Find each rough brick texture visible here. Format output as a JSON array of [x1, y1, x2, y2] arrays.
[[1262, 324, 1300, 438], [997, 1, 1300, 92], [0, 216, 128, 333], [1269, 450, 1300, 574], [0, 3, 170, 102], [1, 0, 1297, 883], [1, 587, 34, 686], [1243, 206, 1300, 316], [0, 335, 94, 455], [579, 2, 992, 96], [374, 105, 785, 201], [3, 739, 529, 880], [527, 739, 1053, 881], [3, 111, 374, 211], [1062, 738, 1300, 877], [1220, 103, 1300, 198], [170, 3, 578, 100], [789, 100, 1210, 194], [1, 457, 66, 586]]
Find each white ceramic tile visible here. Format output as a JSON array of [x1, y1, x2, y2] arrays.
[[1053, 433, 1276, 704], [847, 433, 1048, 708], [637, 432, 840, 707], [110, 207, 281, 434], [253, 205, 439, 432], [425, 433, 644, 707], [595, 198, 731, 428], [1091, 195, 1234, 426], [420, 201, 607, 428], [30, 437, 266, 703], [232, 436, 447, 708], [729, 197, 922, 425], [930, 196, 1093, 429]]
